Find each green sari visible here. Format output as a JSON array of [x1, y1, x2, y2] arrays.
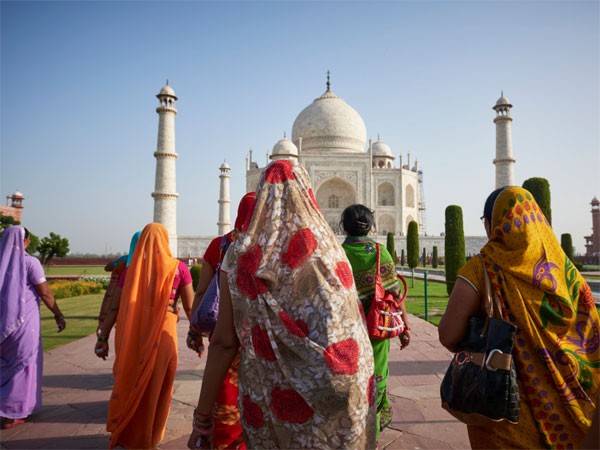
[[342, 236, 399, 441]]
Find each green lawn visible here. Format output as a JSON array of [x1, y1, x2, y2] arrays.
[[45, 266, 108, 276], [41, 292, 104, 351], [583, 275, 600, 281], [402, 277, 449, 326]]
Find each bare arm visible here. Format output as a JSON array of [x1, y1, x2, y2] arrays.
[[438, 278, 481, 352], [36, 282, 65, 332], [180, 283, 194, 321], [94, 286, 122, 360], [190, 264, 216, 316]]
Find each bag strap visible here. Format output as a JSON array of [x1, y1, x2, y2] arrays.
[[479, 254, 504, 320], [375, 243, 383, 289]]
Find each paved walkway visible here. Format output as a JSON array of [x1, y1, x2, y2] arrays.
[[1, 314, 469, 450]]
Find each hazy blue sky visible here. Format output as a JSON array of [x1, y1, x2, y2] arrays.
[[1, 1, 598, 254]]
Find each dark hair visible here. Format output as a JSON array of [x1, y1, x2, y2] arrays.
[[340, 204, 374, 236], [23, 227, 30, 239], [483, 187, 507, 225]]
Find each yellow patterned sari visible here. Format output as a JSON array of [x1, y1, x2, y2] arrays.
[[463, 187, 599, 449]]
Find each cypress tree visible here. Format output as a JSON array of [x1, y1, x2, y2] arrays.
[[561, 233, 574, 262], [422, 248, 427, 267], [407, 221, 419, 287], [522, 177, 552, 225], [445, 205, 466, 295], [386, 232, 396, 263], [400, 249, 405, 266], [432, 246, 438, 268]]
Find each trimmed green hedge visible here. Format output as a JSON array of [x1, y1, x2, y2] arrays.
[[561, 233, 574, 262], [400, 249, 405, 266], [445, 205, 466, 295], [522, 177, 552, 225], [432, 246, 438, 268], [190, 264, 203, 290], [386, 232, 396, 264], [48, 280, 103, 299], [407, 221, 419, 269]]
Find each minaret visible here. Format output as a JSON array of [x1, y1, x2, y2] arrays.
[[493, 92, 516, 188], [152, 81, 179, 255], [218, 161, 231, 235]]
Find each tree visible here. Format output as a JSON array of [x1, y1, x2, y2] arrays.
[[38, 232, 70, 265], [422, 248, 427, 267], [561, 233, 574, 262], [445, 205, 466, 295], [432, 246, 438, 268], [400, 249, 405, 266], [522, 177, 552, 225], [407, 221, 419, 287], [386, 232, 396, 265]]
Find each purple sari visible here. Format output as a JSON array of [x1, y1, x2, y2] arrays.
[[0, 226, 45, 419]]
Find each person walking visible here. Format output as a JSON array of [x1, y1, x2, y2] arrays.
[[340, 204, 411, 443], [94, 223, 193, 449], [187, 160, 376, 449], [1, 226, 66, 429], [439, 186, 599, 449]]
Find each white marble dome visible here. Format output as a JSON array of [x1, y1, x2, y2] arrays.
[[12, 190, 23, 198], [495, 94, 512, 107], [292, 89, 367, 153], [271, 137, 298, 158], [372, 139, 393, 157]]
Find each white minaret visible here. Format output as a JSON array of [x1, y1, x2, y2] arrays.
[[217, 161, 231, 235], [493, 92, 516, 188], [152, 81, 179, 255]]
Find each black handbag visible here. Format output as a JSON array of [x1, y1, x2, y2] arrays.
[[440, 255, 520, 426]]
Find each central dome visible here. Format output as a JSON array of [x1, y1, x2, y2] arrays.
[[292, 89, 367, 153]]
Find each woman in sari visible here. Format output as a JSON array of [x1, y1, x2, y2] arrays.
[[340, 204, 411, 444], [188, 160, 376, 449], [439, 186, 599, 449], [1, 226, 66, 429], [94, 223, 194, 449], [187, 192, 256, 450]]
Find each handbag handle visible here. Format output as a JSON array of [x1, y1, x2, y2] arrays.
[[375, 244, 384, 295]]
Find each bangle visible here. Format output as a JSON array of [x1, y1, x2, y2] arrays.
[[194, 408, 212, 420], [404, 326, 411, 332], [97, 335, 107, 342], [54, 314, 64, 321]]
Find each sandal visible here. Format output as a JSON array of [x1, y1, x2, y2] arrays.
[[1, 418, 26, 429]]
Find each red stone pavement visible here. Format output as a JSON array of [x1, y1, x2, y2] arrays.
[[0, 314, 469, 449]]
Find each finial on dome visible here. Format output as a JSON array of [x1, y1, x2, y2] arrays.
[[166, 79, 169, 85], [377, 133, 380, 141], [501, 90, 503, 97], [326, 70, 331, 92], [284, 131, 286, 139]]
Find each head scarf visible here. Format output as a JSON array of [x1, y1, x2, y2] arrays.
[[0, 226, 27, 343], [125, 231, 141, 267], [107, 223, 179, 444], [223, 159, 376, 449], [480, 186, 599, 447]]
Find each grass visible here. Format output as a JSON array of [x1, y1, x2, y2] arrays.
[[401, 276, 449, 326], [45, 266, 108, 276], [583, 275, 600, 281], [40, 292, 104, 351]]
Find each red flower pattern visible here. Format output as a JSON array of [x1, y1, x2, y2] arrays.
[[279, 311, 309, 338], [515, 205, 523, 215], [324, 339, 359, 375], [281, 228, 317, 269], [524, 201, 531, 211], [242, 395, 264, 429], [308, 189, 321, 212], [270, 387, 314, 424], [265, 160, 294, 183], [335, 261, 354, 289], [251, 325, 276, 361], [506, 209, 514, 220], [579, 282, 595, 310], [236, 244, 268, 300], [367, 375, 375, 406]]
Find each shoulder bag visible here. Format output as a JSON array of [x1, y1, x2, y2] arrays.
[[366, 244, 407, 340], [440, 255, 520, 425]]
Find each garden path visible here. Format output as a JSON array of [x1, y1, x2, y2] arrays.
[[0, 313, 469, 449]]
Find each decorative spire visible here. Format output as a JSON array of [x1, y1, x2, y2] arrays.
[[326, 70, 331, 92], [377, 133, 380, 141], [284, 131, 286, 139], [501, 90, 503, 97], [166, 79, 169, 85]]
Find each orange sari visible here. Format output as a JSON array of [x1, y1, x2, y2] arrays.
[[106, 223, 179, 449]]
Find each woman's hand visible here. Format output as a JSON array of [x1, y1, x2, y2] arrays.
[[56, 317, 66, 333], [399, 327, 411, 350], [187, 329, 205, 357], [187, 428, 214, 449], [95, 341, 109, 360]]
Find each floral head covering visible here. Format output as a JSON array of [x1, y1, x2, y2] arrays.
[[223, 159, 376, 449], [481, 186, 599, 447]]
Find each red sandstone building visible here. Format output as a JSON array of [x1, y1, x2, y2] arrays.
[[584, 197, 599, 258], [0, 191, 24, 222]]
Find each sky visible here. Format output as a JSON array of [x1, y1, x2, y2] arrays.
[[1, 0, 598, 255]]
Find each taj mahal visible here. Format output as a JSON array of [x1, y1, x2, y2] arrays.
[[150, 76, 515, 259]]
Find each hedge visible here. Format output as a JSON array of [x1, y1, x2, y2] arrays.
[[48, 280, 104, 299], [522, 177, 552, 225], [432, 246, 438, 268], [190, 264, 203, 291], [445, 205, 466, 295], [560, 233, 574, 262]]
